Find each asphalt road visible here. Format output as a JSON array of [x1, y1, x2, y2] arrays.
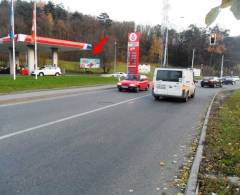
[[0, 85, 238, 195]]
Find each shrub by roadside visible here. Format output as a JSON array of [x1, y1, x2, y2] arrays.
[[199, 90, 240, 194]]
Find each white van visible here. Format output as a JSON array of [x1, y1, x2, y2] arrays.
[[152, 68, 196, 102]]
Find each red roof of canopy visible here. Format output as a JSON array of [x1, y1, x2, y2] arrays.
[[0, 34, 92, 52]]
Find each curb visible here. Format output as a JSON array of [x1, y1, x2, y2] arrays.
[[185, 93, 218, 195]]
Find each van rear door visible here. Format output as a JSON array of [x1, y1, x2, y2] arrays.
[[155, 70, 183, 96]]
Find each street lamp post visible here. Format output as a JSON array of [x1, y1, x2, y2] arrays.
[[163, 28, 168, 67], [162, 16, 184, 68]]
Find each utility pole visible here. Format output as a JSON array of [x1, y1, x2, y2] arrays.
[[191, 49, 195, 69], [114, 41, 117, 73], [220, 55, 224, 78], [33, 1, 38, 80], [11, 0, 16, 80]]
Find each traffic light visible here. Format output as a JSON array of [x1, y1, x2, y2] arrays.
[[210, 33, 216, 45]]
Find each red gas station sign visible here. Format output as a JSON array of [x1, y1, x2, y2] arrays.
[[127, 32, 140, 75]]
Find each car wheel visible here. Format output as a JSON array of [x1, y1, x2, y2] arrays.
[[153, 95, 159, 100], [201, 83, 204, 88], [118, 88, 122, 92], [135, 87, 139, 93], [183, 92, 189, 102], [191, 90, 195, 98], [145, 85, 149, 91], [39, 72, 44, 76], [55, 72, 60, 76]]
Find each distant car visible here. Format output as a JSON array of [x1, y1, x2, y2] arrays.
[[112, 72, 127, 79], [0, 67, 10, 74], [222, 76, 234, 85], [31, 66, 61, 76], [232, 76, 240, 82], [117, 74, 150, 92], [20, 68, 29, 75], [201, 77, 222, 88]]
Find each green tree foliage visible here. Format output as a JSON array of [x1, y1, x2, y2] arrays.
[[206, 0, 240, 26], [0, 0, 9, 37], [149, 34, 163, 63]]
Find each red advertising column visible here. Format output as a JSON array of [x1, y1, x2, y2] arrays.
[[127, 32, 140, 75]]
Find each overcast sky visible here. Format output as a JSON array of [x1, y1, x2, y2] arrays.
[[50, 0, 240, 36]]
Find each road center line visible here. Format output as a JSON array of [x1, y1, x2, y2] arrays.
[[0, 94, 150, 141], [0, 89, 114, 108]]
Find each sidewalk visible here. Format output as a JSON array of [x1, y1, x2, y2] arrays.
[[0, 85, 115, 105]]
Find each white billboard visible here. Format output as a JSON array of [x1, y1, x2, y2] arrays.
[[80, 58, 100, 69], [193, 68, 201, 77], [139, 64, 151, 74]]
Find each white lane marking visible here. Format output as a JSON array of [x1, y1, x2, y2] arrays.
[[128, 189, 134, 193], [0, 89, 114, 108], [0, 94, 150, 141]]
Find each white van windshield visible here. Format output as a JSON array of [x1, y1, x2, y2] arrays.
[[156, 70, 182, 82]]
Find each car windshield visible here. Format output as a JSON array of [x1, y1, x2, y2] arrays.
[[156, 70, 182, 82], [125, 74, 139, 81]]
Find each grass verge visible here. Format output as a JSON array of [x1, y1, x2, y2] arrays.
[[199, 90, 240, 194], [57, 60, 157, 80], [0, 75, 117, 94]]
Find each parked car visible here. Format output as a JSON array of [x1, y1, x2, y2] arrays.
[[31, 66, 61, 76], [201, 77, 222, 88], [112, 72, 127, 79], [20, 68, 29, 75], [0, 67, 10, 74], [117, 74, 150, 92], [232, 76, 240, 82], [152, 68, 196, 102]]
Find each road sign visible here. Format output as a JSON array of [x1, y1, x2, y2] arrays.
[[127, 32, 140, 75]]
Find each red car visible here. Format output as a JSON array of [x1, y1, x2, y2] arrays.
[[20, 68, 29, 75], [117, 74, 150, 92]]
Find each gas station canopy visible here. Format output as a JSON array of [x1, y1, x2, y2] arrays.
[[0, 34, 92, 75], [0, 34, 92, 53]]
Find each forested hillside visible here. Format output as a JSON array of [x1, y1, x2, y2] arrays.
[[0, 0, 239, 74]]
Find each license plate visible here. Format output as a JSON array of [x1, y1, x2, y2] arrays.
[[121, 86, 128, 89], [157, 84, 166, 89]]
